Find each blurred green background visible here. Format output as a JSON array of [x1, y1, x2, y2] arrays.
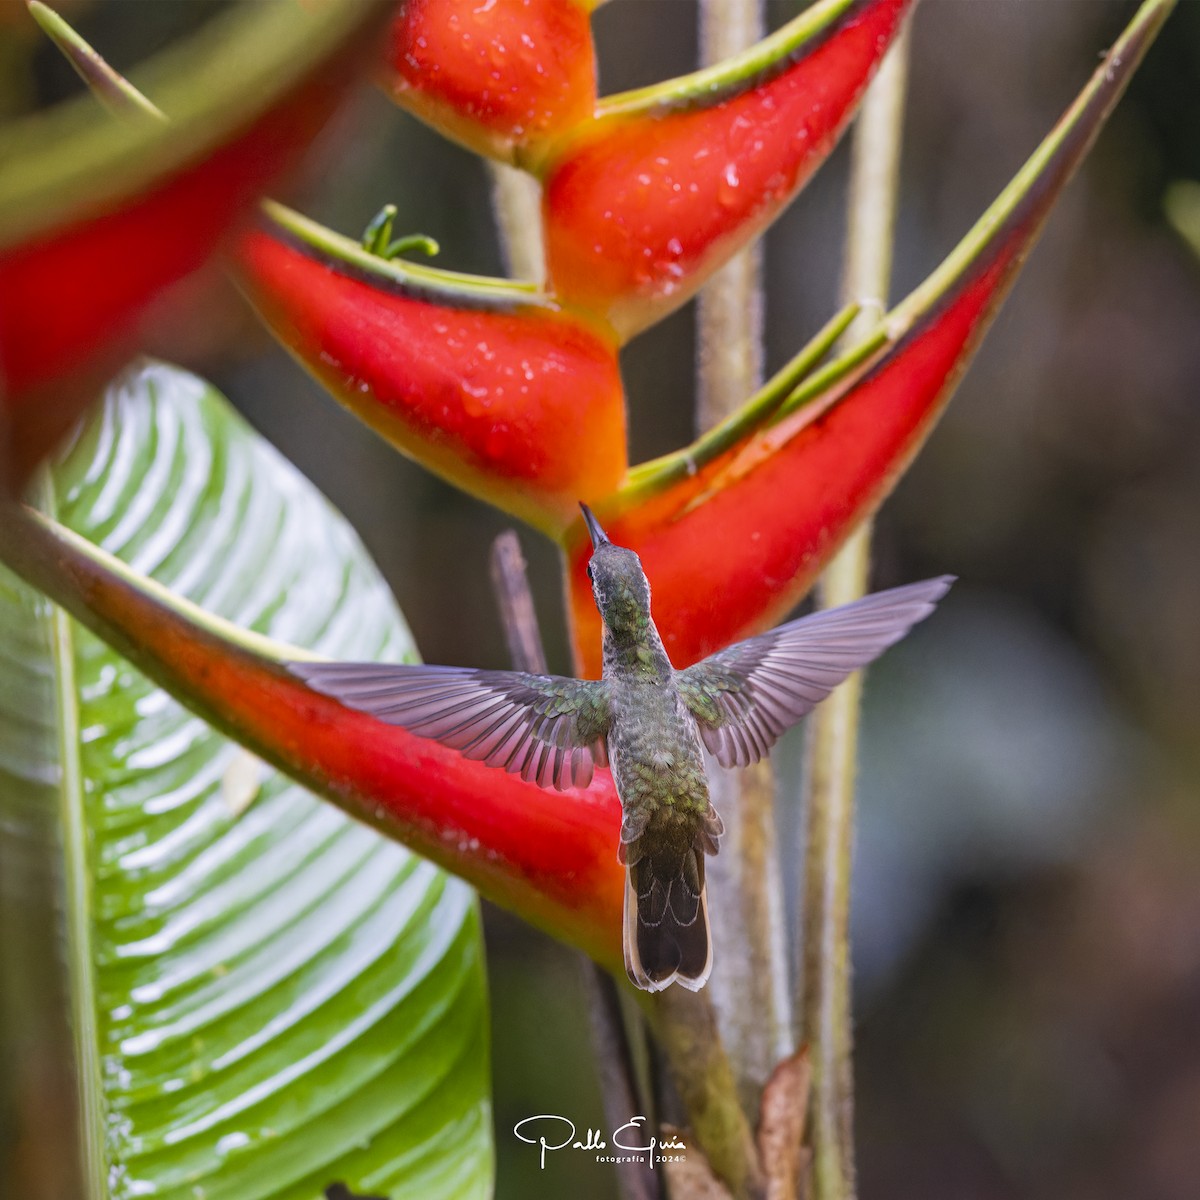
[[4, 1, 1200, 1197]]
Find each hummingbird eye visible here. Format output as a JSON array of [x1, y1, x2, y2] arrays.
[[586, 565, 594, 581]]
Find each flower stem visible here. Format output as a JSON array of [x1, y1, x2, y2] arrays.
[[799, 23, 912, 1200], [696, 0, 793, 1121], [643, 988, 766, 1200], [487, 162, 545, 283]]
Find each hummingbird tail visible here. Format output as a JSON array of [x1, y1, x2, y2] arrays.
[[622, 839, 713, 993]]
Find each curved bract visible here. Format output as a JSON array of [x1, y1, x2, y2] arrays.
[[381, 0, 598, 167], [542, 0, 914, 337], [235, 205, 627, 535], [377, 0, 915, 335]]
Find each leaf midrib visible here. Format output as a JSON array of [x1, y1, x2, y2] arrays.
[[42, 472, 108, 1198]]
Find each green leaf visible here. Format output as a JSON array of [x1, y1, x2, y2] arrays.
[[0, 362, 492, 1199]]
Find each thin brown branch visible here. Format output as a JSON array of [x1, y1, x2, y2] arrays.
[[488, 532, 550, 675]]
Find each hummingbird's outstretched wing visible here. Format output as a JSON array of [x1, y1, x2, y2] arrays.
[[677, 576, 954, 768], [290, 662, 612, 791]]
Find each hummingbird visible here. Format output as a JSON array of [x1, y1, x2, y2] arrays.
[[291, 505, 952, 993]]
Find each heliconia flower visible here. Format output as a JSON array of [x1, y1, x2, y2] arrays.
[[234, 203, 626, 536], [0, 0, 1171, 990], [561, 0, 1172, 675], [0, 501, 626, 971], [541, 0, 915, 337], [0, 0, 389, 487], [380, 0, 599, 169]]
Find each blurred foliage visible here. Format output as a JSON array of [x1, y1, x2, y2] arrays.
[[5, 1, 1200, 1198]]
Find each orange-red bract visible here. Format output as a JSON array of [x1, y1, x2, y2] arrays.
[[381, 0, 597, 167], [543, 0, 913, 337], [566, 261, 1008, 677], [0, 503, 626, 969], [235, 213, 627, 535]]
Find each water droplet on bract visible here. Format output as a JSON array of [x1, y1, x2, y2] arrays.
[[718, 162, 741, 208], [485, 424, 511, 461], [460, 380, 491, 416]]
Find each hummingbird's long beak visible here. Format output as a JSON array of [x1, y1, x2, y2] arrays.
[[579, 502, 611, 550]]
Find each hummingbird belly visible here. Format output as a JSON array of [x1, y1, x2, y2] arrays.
[[606, 682, 710, 832]]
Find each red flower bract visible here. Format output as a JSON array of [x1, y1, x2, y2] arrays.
[[542, 0, 913, 337], [382, 0, 598, 167], [235, 207, 627, 535]]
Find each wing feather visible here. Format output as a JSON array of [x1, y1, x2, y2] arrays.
[[290, 661, 612, 791], [680, 576, 953, 769]]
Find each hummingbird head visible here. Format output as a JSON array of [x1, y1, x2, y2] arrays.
[[579, 503, 652, 637]]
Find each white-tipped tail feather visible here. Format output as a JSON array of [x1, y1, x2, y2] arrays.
[[624, 868, 705, 988]]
